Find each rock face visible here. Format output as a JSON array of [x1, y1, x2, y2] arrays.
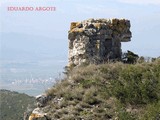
[[27, 94, 51, 120], [36, 94, 51, 107], [68, 18, 132, 66]]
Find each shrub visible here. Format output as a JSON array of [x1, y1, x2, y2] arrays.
[[112, 62, 160, 104], [141, 100, 160, 120]]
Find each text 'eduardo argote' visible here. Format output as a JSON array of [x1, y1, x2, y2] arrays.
[[7, 6, 56, 11]]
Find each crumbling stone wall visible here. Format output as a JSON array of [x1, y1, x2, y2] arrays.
[[68, 18, 132, 66]]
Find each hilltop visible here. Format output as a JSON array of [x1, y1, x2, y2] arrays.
[[0, 89, 35, 120], [29, 59, 160, 120]]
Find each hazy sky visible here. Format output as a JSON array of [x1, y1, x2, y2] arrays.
[[1, 0, 160, 57]]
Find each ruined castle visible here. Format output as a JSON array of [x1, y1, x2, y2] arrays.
[[68, 18, 132, 66]]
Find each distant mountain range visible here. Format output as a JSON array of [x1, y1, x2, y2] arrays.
[[1, 32, 67, 61]]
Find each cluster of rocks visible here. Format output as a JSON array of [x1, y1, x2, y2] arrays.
[[24, 94, 51, 120], [25, 94, 65, 120], [36, 94, 51, 108], [68, 18, 132, 67]]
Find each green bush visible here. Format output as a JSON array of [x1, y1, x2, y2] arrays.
[[112, 62, 160, 105]]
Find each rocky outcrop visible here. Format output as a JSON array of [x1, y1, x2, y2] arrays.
[[27, 94, 51, 120], [36, 94, 51, 107], [68, 18, 132, 67]]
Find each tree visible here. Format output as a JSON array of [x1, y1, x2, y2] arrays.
[[122, 50, 139, 64]]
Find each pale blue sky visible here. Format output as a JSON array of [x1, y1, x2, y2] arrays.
[[1, 0, 160, 57]]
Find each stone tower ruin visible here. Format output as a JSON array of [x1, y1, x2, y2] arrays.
[[68, 18, 132, 67]]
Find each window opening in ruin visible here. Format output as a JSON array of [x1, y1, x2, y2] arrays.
[[104, 38, 113, 58], [105, 38, 112, 48]]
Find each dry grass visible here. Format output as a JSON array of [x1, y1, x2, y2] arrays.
[[44, 59, 160, 120]]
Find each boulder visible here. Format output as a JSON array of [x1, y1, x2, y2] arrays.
[[36, 94, 51, 107]]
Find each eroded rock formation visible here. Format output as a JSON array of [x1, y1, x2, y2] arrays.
[[27, 94, 51, 120], [68, 18, 132, 66]]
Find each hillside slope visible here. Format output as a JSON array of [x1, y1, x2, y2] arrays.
[[32, 60, 160, 120], [0, 89, 35, 120]]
